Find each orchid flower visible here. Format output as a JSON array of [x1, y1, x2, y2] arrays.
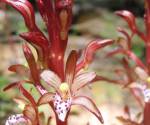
[[38, 50, 104, 123], [37, 38, 114, 124]]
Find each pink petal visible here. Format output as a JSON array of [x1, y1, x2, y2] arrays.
[[72, 71, 96, 94], [77, 39, 113, 72], [2, 0, 37, 31], [72, 96, 104, 124], [65, 50, 78, 86], [40, 70, 61, 90], [135, 67, 149, 81]]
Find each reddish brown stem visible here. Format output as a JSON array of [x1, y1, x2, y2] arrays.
[[56, 117, 68, 125], [146, 43, 150, 73], [55, 111, 69, 125]]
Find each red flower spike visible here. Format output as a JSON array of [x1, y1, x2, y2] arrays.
[[65, 50, 78, 86], [23, 43, 40, 84], [77, 39, 114, 72], [115, 10, 137, 33], [144, 102, 150, 125], [2, 0, 38, 31]]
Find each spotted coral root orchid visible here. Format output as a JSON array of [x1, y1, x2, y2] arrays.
[[0, 0, 114, 124], [105, 0, 150, 124]]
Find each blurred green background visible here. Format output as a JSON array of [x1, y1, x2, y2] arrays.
[[0, 0, 145, 125]]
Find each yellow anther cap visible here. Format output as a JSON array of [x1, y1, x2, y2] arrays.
[[59, 82, 69, 92], [18, 102, 25, 110], [146, 77, 150, 83]]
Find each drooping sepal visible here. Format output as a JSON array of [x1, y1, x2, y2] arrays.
[[23, 43, 40, 84], [77, 39, 113, 71], [72, 96, 104, 124]]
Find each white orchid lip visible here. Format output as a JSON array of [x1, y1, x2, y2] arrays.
[[143, 89, 150, 102], [5, 114, 27, 125], [54, 94, 72, 121]]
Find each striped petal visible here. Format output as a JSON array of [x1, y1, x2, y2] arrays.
[[65, 50, 78, 86], [40, 70, 61, 90], [72, 71, 96, 94]]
